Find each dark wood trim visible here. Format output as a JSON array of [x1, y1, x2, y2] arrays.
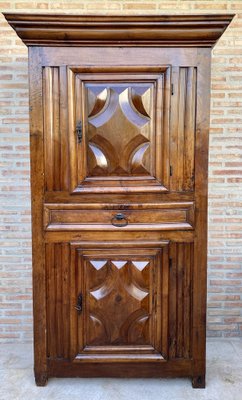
[[28, 47, 47, 384], [191, 48, 211, 386], [48, 358, 192, 377], [44, 191, 195, 203], [43, 202, 195, 231], [44, 231, 195, 243], [3, 13, 234, 47], [39, 47, 201, 67]]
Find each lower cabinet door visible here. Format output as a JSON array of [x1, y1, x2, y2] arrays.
[[70, 240, 169, 363], [46, 239, 193, 366]]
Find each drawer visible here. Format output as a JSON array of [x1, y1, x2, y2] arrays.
[[44, 203, 194, 231]]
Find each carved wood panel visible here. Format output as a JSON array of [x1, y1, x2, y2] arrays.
[[45, 240, 194, 362], [68, 66, 171, 194], [43, 67, 69, 192], [46, 242, 70, 359], [85, 82, 153, 177], [169, 242, 193, 359], [85, 257, 152, 346], [170, 67, 197, 192], [44, 202, 195, 231], [43, 65, 197, 196], [70, 241, 169, 362]]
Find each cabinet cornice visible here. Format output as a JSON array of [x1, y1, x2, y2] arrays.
[[3, 13, 234, 47]]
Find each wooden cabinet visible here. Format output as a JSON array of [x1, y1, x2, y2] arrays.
[[4, 13, 233, 388]]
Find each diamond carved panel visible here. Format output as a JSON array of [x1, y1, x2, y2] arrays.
[[86, 259, 150, 346], [70, 242, 169, 362], [68, 66, 171, 193], [86, 83, 152, 177]]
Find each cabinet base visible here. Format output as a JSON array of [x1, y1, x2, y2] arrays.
[[35, 372, 48, 387], [192, 375, 205, 389], [38, 358, 205, 388]]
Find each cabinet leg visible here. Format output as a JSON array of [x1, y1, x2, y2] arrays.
[[35, 372, 48, 386], [192, 375, 205, 388]]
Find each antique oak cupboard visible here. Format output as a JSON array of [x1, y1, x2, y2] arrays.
[[4, 13, 233, 388]]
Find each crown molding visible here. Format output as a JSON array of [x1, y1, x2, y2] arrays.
[[3, 13, 234, 47]]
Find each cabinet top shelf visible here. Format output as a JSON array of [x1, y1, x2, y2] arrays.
[[4, 13, 234, 48]]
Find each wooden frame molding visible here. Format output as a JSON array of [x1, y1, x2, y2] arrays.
[[4, 13, 234, 47], [43, 202, 194, 231]]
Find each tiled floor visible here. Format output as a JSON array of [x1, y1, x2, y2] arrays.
[[0, 339, 241, 400]]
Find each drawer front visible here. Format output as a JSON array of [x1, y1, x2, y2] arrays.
[[44, 203, 194, 231]]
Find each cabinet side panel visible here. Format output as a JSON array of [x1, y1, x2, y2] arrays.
[[170, 67, 196, 192], [43, 66, 69, 192], [192, 49, 211, 386], [46, 243, 71, 359], [29, 47, 47, 384], [46, 243, 56, 358], [168, 242, 193, 359], [183, 68, 196, 191], [59, 67, 70, 191]]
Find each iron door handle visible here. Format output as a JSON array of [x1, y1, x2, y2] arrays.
[[111, 213, 128, 227], [76, 121, 82, 143], [75, 292, 82, 314]]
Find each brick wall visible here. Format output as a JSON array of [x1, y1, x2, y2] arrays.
[[0, 0, 241, 342]]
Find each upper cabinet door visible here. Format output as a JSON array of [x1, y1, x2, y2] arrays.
[[43, 64, 197, 196], [68, 66, 171, 194]]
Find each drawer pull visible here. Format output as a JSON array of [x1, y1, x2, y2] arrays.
[[111, 213, 128, 227]]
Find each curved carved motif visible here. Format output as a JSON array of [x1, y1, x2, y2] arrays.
[[88, 88, 118, 128], [86, 258, 151, 345], [127, 313, 150, 344], [88, 88, 110, 118], [119, 309, 150, 345], [89, 261, 114, 300], [131, 87, 150, 118], [124, 281, 148, 302], [119, 88, 150, 128], [131, 142, 150, 174], [88, 313, 110, 345], [88, 143, 108, 173], [86, 83, 153, 177]]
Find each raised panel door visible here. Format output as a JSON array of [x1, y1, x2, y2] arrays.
[[42, 65, 172, 195], [68, 66, 171, 194], [45, 240, 193, 364], [43, 64, 197, 197], [70, 241, 169, 362]]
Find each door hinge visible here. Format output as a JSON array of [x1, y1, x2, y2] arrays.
[[169, 257, 172, 269], [76, 121, 82, 143], [171, 83, 174, 96], [170, 165, 173, 176]]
